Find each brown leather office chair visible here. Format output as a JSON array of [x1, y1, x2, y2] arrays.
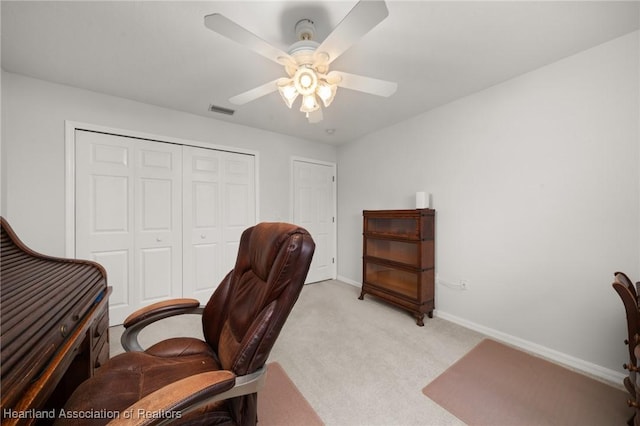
[[58, 222, 315, 426]]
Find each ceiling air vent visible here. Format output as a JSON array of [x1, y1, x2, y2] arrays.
[[208, 104, 235, 116]]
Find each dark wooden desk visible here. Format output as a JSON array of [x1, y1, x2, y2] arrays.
[[1, 217, 110, 425]]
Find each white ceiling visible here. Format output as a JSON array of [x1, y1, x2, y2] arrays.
[[2, 1, 639, 145]]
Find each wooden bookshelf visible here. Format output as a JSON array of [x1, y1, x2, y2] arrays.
[[360, 209, 435, 326]]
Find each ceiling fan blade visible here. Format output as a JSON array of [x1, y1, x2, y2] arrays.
[[204, 13, 294, 66], [328, 71, 397, 97], [314, 0, 389, 65], [307, 108, 323, 124], [229, 78, 285, 105]]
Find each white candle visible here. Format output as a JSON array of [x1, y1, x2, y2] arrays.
[[416, 192, 428, 209]]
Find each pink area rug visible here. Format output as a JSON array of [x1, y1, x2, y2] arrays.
[[258, 362, 324, 426], [423, 339, 633, 425]]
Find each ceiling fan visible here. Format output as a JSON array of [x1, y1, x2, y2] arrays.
[[204, 0, 397, 123]]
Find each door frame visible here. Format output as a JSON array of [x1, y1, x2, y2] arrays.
[[64, 120, 260, 257], [290, 156, 337, 281]]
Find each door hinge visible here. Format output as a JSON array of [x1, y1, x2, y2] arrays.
[[332, 257, 335, 264], [332, 216, 335, 223], [332, 175, 335, 182]]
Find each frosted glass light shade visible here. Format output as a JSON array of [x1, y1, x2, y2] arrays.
[[277, 79, 298, 108], [300, 94, 319, 114], [316, 81, 337, 107]]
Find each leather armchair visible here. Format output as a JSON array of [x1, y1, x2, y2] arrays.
[[56, 222, 315, 426]]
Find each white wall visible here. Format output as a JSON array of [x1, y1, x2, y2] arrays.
[[337, 31, 640, 379], [2, 30, 638, 384], [1, 71, 336, 255]]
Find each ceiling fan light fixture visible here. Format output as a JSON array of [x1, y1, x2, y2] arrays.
[[316, 80, 337, 108], [277, 79, 298, 108], [205, 0, 396, 124], [293, 67, 318, 96], [300, 94, 320, 114]]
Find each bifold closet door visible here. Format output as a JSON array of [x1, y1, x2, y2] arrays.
[[75, 131, 183, 325], [182, 146, 255, 303]]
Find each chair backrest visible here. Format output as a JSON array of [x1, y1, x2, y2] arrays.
[[201, 222, 315, 376], [613, 280, 640, 365], [615, 271, 638, 301]]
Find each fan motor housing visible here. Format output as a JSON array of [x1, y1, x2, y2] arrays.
[[295, 19, 315, 41], [288, 39, 319, 63], [289, 19, 326, 70]]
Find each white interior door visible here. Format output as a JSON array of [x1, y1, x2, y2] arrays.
[[75, 131, 183, 325], [182, 146, 256, 304], [182, 146, 223, 303], [76, 131, 135, 326], [221, 152, 256, 275], [134, 141, 183, 309], [292, 159, 336, 283]]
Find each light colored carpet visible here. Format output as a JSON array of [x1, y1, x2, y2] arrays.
[[259, 362, 324, 426], [111, 280, 483, 425], [422, 339, 633, 426], [266, 280, 485, 425]]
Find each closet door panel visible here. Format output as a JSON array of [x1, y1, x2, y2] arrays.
[[183, 146, 223, 303], [93, 250, 130, 308], [134, 140, 182, 307], [76, 132, 183, 325], [222, 154, 255, 275], [76, 131, 256, 322], [194, 243, 220, 294], [76, 131, 135, 325], [140, 247, 173, 300], [183, 148, 255, 303]]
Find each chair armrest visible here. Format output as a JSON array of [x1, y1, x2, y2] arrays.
[[106, 366, 267, 426], [121, 298, 203, 352], [106, 370, 236, 426], [123, 298, 202, 327]]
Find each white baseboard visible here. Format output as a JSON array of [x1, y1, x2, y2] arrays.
[[332, 277, 625, 388], [435, 309, 626, 388], [337, 275, 361, 288]]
